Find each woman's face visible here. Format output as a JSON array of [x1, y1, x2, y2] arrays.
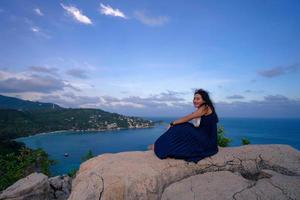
[[193, 93, 204, 108]]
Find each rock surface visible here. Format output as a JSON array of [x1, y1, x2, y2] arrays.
[[0, 173, 72, 200], [49, 175, 72, 200], [0, 172, 50, 200], [68, 144, 300, 200]]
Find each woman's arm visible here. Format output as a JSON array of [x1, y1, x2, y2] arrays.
[[172, 106, 206, 125]]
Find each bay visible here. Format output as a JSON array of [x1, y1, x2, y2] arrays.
[[15, 117, 300, 176]]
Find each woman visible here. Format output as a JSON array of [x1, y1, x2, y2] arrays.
[[149, 89, 219, 163]]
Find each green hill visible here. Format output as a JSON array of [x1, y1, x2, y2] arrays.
[[0, 95, 154, 139], [0, 94, 62, 110]]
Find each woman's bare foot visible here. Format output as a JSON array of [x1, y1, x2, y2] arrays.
[[148, 144, 154, 151]]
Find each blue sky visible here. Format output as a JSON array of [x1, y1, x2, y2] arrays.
[[0, 0, 300, 117]]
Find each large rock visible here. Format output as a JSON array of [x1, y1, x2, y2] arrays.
[[0, 173, 72, 200], [68, 144, 300, 200], [49, 175, 72, 200], [0, 172, 50, 200]]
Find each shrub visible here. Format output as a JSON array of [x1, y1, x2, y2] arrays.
[[67, 168, 79, 177], [81, 149, 94, 162], [217, 126, 232, 147], [67, 149, 95, 178], [0, 142, 56, 191], [242, 137, 250, 145]]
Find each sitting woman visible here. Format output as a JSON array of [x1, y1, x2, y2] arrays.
[[149, 89, 219, 163]]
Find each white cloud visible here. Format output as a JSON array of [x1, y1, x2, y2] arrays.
[[134, 10, 169, 26], [60, 3, 92, 25], [99, 3, 127, 19], [30, 26, 51, 39], [34, 8, 43, 16], [31, 26, 40, 32], [0, 69, 79, 93]]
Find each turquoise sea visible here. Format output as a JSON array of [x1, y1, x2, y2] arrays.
[[15, 117, 300, 176]]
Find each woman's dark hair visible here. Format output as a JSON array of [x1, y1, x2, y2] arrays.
[[194, 89, 219, 121]]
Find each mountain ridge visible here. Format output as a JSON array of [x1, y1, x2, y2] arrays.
[[0, 94, 154, 140]]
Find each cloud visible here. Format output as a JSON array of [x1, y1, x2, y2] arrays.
[[0, 70, 79, 93], [30, 26, 51, 39], [244, 89, 264, 93], [31, 26, 40, 32], [66, 68, 88, 79], [264, 94, 289, 102], [38, 93, 101, 108], [258, 63, 300, 78], [226, 95, 245, 99], [34, 8, 43, 16], [61, 3, 92, 25], [28, 66, 58, 75], [216, 95, 300, 118], [99, 3, 127, 19], [134, 10, 169, 26], [34, 90, 192, 117], [0, 75, 68, 93]]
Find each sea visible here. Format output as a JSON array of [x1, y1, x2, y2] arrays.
[[15, 117, 300, 176]]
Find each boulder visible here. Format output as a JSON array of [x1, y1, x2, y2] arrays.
[[68, 144, 300, 200], [0, 173, 72, 200], [49, 175, 72, 200], [0, 172, 50, 200]]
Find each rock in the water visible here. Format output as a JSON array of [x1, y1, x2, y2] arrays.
[[68, 144, 300, 200], [0, 172, 50, 200]]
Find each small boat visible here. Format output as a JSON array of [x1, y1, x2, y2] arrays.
[[64, 153, 69, 157]]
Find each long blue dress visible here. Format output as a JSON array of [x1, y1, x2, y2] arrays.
[[154, 108, 219, 163]]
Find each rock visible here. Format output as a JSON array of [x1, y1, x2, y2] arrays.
[[0, 172, 50, 200], [49, 176, 63, 190], [0, 173, 72, 200], [54, 191, 66, 200], [49, 175, 72, 200], [161, 171, 250, 200], [68, 144, 300, 200]]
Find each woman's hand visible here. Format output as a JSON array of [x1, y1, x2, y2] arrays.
[[166, 124, 171, 130], [167, 123, 174, 130]]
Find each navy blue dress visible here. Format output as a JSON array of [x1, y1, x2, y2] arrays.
[[154, 109, 219, 163]]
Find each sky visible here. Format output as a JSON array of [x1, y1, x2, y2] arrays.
[[0, 0, 300, 118]]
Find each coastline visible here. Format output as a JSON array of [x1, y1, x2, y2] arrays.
[[14, 124, 157, 140]]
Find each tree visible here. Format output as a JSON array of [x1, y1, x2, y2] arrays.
[[217, 126, 232, 147], [241, 137, 250, 145]]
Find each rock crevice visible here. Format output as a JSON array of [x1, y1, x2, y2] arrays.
[[68, 144, 300, 200]]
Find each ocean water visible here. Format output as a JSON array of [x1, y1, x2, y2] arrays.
[[15, 117, 300, 176]]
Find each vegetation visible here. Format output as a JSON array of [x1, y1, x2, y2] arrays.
[[67, 149, 95, 178], [0, 94, 154, 140], [0, 94, 62, 111], [0, 108, 153, 140], [217, 125, 232, 147], [0, 94, 153, 190], [0, 140, 56, 191], [67, 168, 79, 178], [81, 149, 95, 162], [242, 137, 251, 145]]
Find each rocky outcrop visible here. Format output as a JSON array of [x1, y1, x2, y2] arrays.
[[0, 172, 50, 200], [0, 173, 72, 200], [49, 175, 72, 200], [68, 144, 300, 200]]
